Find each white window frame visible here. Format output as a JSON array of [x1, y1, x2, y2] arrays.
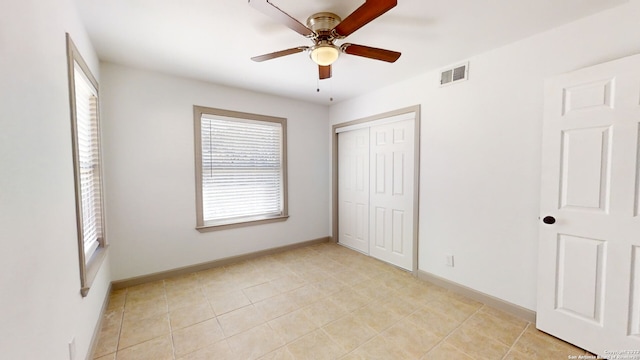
[[66, 34, 107, 297], [194, 106, 289, 231]]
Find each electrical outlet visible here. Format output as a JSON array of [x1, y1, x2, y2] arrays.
[[68, 337, 76, 360], [445, 254, 454, 267]]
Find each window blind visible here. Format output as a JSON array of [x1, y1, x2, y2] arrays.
[[74, 63, 103, 261], [200, 115, 283, 223]]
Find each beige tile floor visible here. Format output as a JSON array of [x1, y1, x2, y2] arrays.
[[93, 242, 591, 360]]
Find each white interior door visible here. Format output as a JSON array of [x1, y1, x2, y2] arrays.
[[369, 118, 415, 271], [537, 54, 640, 355], [338, 128, 370, 254]]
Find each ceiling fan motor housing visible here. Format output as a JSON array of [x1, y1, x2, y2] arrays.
[[307, 13, 342, 66], [306, 12, 342, 34]]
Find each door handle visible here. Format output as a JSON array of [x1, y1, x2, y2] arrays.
[[542, 216, 556, 225]]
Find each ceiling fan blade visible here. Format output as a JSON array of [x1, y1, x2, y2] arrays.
[[249, 0, 315, 37], [251, 47, 309, 62], [319, 65, 331, 79], [341, 43, 401, 63], [333, 0, 397, 38]]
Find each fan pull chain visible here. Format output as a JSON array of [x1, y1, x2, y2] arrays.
[[316, 77, 333, 102], [330, 77, 333, 102]]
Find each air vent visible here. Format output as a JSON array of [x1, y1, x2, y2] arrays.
[[440, 62, 469, 86]]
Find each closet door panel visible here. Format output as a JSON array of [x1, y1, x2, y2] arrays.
[[369, 118, 414, 270], [338, 128, 370, 253]]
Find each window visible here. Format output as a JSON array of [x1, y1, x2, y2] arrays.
[[66, 34, 107, 296], [194, 106, 288, 230]]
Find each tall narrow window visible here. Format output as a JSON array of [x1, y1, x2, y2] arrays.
[[194, 106, 288, 230], [67, 34, 107, 296]]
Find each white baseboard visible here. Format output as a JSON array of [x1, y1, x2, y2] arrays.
[[111, 237, 331, 290], [85, 282, 112, 360], [417, 270, 536, 323]]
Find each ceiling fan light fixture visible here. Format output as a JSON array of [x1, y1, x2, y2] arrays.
[[310, 43, 340, 66], [249, 2, 401, 79]]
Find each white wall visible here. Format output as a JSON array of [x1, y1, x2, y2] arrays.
[[330, 0, 640, 311], [0, 0, 111, 359], [100, 63, 330, 280]]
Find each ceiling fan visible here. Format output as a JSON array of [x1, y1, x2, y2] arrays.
[[249, 0, 401, 80]]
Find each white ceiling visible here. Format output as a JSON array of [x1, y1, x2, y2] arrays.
[[75, 0, 627, 105]]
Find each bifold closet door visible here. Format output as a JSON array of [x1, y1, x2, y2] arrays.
[[338, 128, 370, 254], [368, 119, 415, 270]]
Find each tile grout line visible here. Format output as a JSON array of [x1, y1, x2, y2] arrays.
[[500, 322, 531, 360], [163, 280, 177, 360], [319, 326, 351, 358], [424, 303, 485, 359], [195, 275, 228, 359], [110, 290, 126, 360], [258, 259, 314, 356], [337, 288, 439, 359], [112, 289, 127, 359], [264, 320, 290, 357], [204, 278, 235, 349], [270, 253, 353, 358]]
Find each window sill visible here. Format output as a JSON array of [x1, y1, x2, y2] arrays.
[[80, 244, 108, 297], [196, 214, 289, 232]]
